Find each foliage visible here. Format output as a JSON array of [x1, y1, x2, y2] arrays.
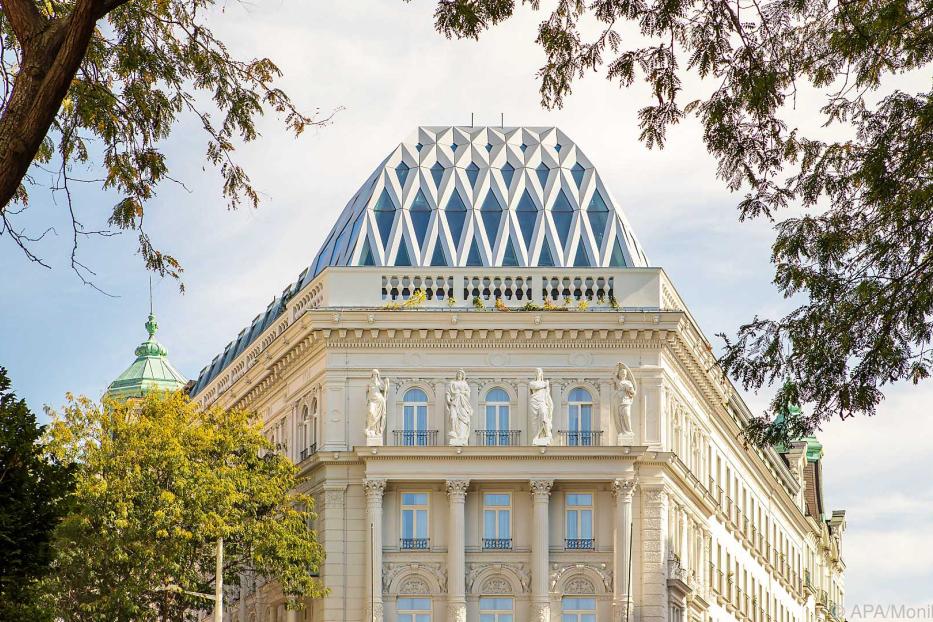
[[0, 0, 333, 287], [494, 297, 510, 311], [0, 367, 75, 622], [43, 391, 325, 621], [473, 295, 485, 309], [577, 299, 589, 311], [521, 302, 543, 311], [425, 0, 933, 445]]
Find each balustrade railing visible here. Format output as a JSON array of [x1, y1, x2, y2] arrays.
[[475, 430, 521, 446], [393, 430, 439, 446], [400, 537, 430, 550], [558, 430, 603, 446], [299, 443, 317, 461], [565, 538, 596, 550], [483, 538, 513, 550]]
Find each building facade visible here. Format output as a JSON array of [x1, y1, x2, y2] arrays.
[[190, 127, 846, 622]]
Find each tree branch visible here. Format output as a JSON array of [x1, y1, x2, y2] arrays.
[[0, 0, 46, 48]]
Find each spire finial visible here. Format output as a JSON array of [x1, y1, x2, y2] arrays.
[[146, 277, 157, 338]]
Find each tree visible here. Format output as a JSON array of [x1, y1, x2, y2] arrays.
[[0, 367, 75, 622], [43, 390, 325, 621], [423, 0, 932, 444], [0, 0, 333, 286]]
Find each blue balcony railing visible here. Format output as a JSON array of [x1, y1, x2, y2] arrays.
[[483, 538, 513, 550], [400, 538, 430, 550], [565, 538, 595, 550]]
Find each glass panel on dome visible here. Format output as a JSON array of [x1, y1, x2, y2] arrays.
[[395, 241, 412, 266], [516, 191, 538, 245], [410, 189, 431, 247], [502, 234, 520, 267], [552, 189, 574, 248], [466, 237, 483, 266], [574, 243, 591, 267], [480, 192, 503, 241], [445, 189, 468, 245], [374, 189, 396, 248], [536, 163, 549, 187], [339, 212, 366, 263], [431, 243, 447, 267], [538, 241, 555, 267], [395, 161, 410, 186], [501, 162, 515, 187], [431, 162, 445, 187], [586, 210, 609, 250], [359, 236, 376, 266], [610, 237, 627, 267], [466, 162, 480, 187], [571, 163, 585, 188]]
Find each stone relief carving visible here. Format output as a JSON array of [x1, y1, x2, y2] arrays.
[[529, 479, 554, 498], [480, 576, 512, 595], [529, 368, 553, 446], [362, 479, 387, 504], [447, 605, 467, 622], [613, 362, 636, 437], [446, 479, 470, 500], [383, 562, 448, 593], [399, 577, 430, 595], [323, 489, 345, 510], [365, 369, 389, 445], [446, 370, 473, 446], [564, 577, 597, 595], [466, 562, 531, 593], [549, 562, 613, 592], [612, 477, 638, 501]]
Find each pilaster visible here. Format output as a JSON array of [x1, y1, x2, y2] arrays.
[[446, 479, 470, 622], [530, 479, 554, 622], [641, 487, 670, 622], [364, 479, 387, 622], [613, 477, 638, 622]]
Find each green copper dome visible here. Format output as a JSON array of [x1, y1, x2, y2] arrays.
[[105, 313, 187, 400]]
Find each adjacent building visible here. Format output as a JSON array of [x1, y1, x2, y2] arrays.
[[187, 126, 846, 622]]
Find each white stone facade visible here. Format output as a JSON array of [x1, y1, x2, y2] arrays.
[[194, 266, 846, 622]]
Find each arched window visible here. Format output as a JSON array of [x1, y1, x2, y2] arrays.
[[562, 596, 597, 621], [401, 388, 430, 446], [482, 388, 513, 446], [298, 405, 309, 459], [566, 388, 595, 446]]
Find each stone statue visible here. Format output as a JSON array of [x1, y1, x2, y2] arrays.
[[614, 362, 636, 438], [529, 368, 553, 446], [446, 369, 473, 446], [365, 369, 389, 445]]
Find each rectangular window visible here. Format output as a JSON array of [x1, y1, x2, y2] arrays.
[[480, 597, 513, 622], [565, 493, 594, 549], [562, 597, 596, 622], [398, 597, 432, 622], [401, 492, 429, 549], [670, 605, 684, 622], [483, 493, 512, 549]]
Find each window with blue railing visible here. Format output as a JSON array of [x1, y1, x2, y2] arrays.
[[483, 493, 512, 550], [565, 492, 594, 549], [400, 492, 430, 549], [563, 388, 600, 446], [478, 388, 517, 446], [399, 388, 433, 446]]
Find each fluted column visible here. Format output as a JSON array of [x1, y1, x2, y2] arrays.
[[612, 477, 638, 621], [363, 479, 387, 622], [446, 479, 469, 621], [530, 479, 554, 622]]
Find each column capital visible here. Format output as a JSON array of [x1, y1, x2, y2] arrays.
[[446, 479, 470, 501], [642, 486, 669, 508], [363, 478, 387, 504], [612, 477, 638, 501], [529, 479, 554, 498]]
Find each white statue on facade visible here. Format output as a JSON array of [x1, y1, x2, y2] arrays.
[[529, 367, 553, 446], [365, 369, 389, 446], [614, 362, 636, 441], [446, 369, 473, 446]]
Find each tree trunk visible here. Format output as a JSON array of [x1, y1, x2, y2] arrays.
[[0, 0, 101, 210]]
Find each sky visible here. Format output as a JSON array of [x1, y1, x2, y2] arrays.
[[1, 0, 930, 612]]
